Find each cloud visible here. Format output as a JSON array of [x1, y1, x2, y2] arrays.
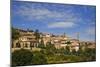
[[48, 22, 76, 28], [12, 2, 79, 22], [14, 5, 65, 20]]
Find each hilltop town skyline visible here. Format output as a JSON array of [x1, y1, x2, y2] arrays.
[[11, 1, 96, 66], [11, 1, 96, 42], [12, 27, 95, 43]]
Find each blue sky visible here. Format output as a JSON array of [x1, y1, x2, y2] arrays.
[[11, 1, 96, 42]]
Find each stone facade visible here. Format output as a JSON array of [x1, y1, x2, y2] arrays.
[[12, 29, 80, 52]]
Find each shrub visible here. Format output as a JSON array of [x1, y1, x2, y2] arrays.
[[12, 49, 33, 66], [32, 51, 47, 65]]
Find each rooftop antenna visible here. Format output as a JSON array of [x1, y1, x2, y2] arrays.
[[76, 32, 80, 48], [76, 32, 79, 41]]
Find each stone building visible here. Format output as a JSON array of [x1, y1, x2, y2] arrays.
[[69, 39, 79, 52], [12, 29, 80, 52], [12, 29, 38, 52]]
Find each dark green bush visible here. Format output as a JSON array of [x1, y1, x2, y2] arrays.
[[12, 49, 33, 66]]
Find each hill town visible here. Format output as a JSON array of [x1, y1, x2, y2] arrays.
[[11, 28, 95, 52]]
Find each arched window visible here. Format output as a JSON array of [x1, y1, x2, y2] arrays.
[[30, 42, 34, 47], [16, 42, 21, 48]]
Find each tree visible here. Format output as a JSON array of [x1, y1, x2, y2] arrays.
[[32, 51, 47, 65], [12, 27, 20, 40], [71, 49, 77, 55], [12, 27, 20, 48], [38, 37, 45, 48], [65, 46, 70, 54], [59, 48, 66, 55], [34, 29, 40, 47], [12, 49, 33, 66], [77, 46, 96, 61], [45, 42, 56, 55], [84, 48, 96, 61]]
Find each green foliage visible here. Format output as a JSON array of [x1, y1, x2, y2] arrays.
[[65, 46, 70, 54], [12, 39, 96, 65], [46, 55, 67, 64], [32, 51, 47, 65], [38, 44, 45, 49], [12, 27, 20, 40], [34, 29, 40, 41], [45, 42, 56, 55], [11, 28, 96, 65], [83, 48, 96, 61], [12, 49, 33, 66], [34, 29, 40, 47], [71, 49, 77, 55], [38, 39, 45, 48], [77, 47, 96, 61], [58, 48, 65, 55]]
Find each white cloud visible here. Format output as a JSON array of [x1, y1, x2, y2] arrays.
[[13, 3, 78, 22], [14, 5, 66, 20], [13, 3, 78, 28], [48, 22, 76, 28]]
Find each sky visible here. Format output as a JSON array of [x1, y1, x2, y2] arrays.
[[11, 1, 96, 42]]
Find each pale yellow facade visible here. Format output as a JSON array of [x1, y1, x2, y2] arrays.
[[12, 30, 80, 52]]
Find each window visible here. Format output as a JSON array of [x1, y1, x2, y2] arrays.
[[25, 43, 28, 48], [12, 42, 14, 48], [16, 42, 21, 48], [30, 43, 34, 47]]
